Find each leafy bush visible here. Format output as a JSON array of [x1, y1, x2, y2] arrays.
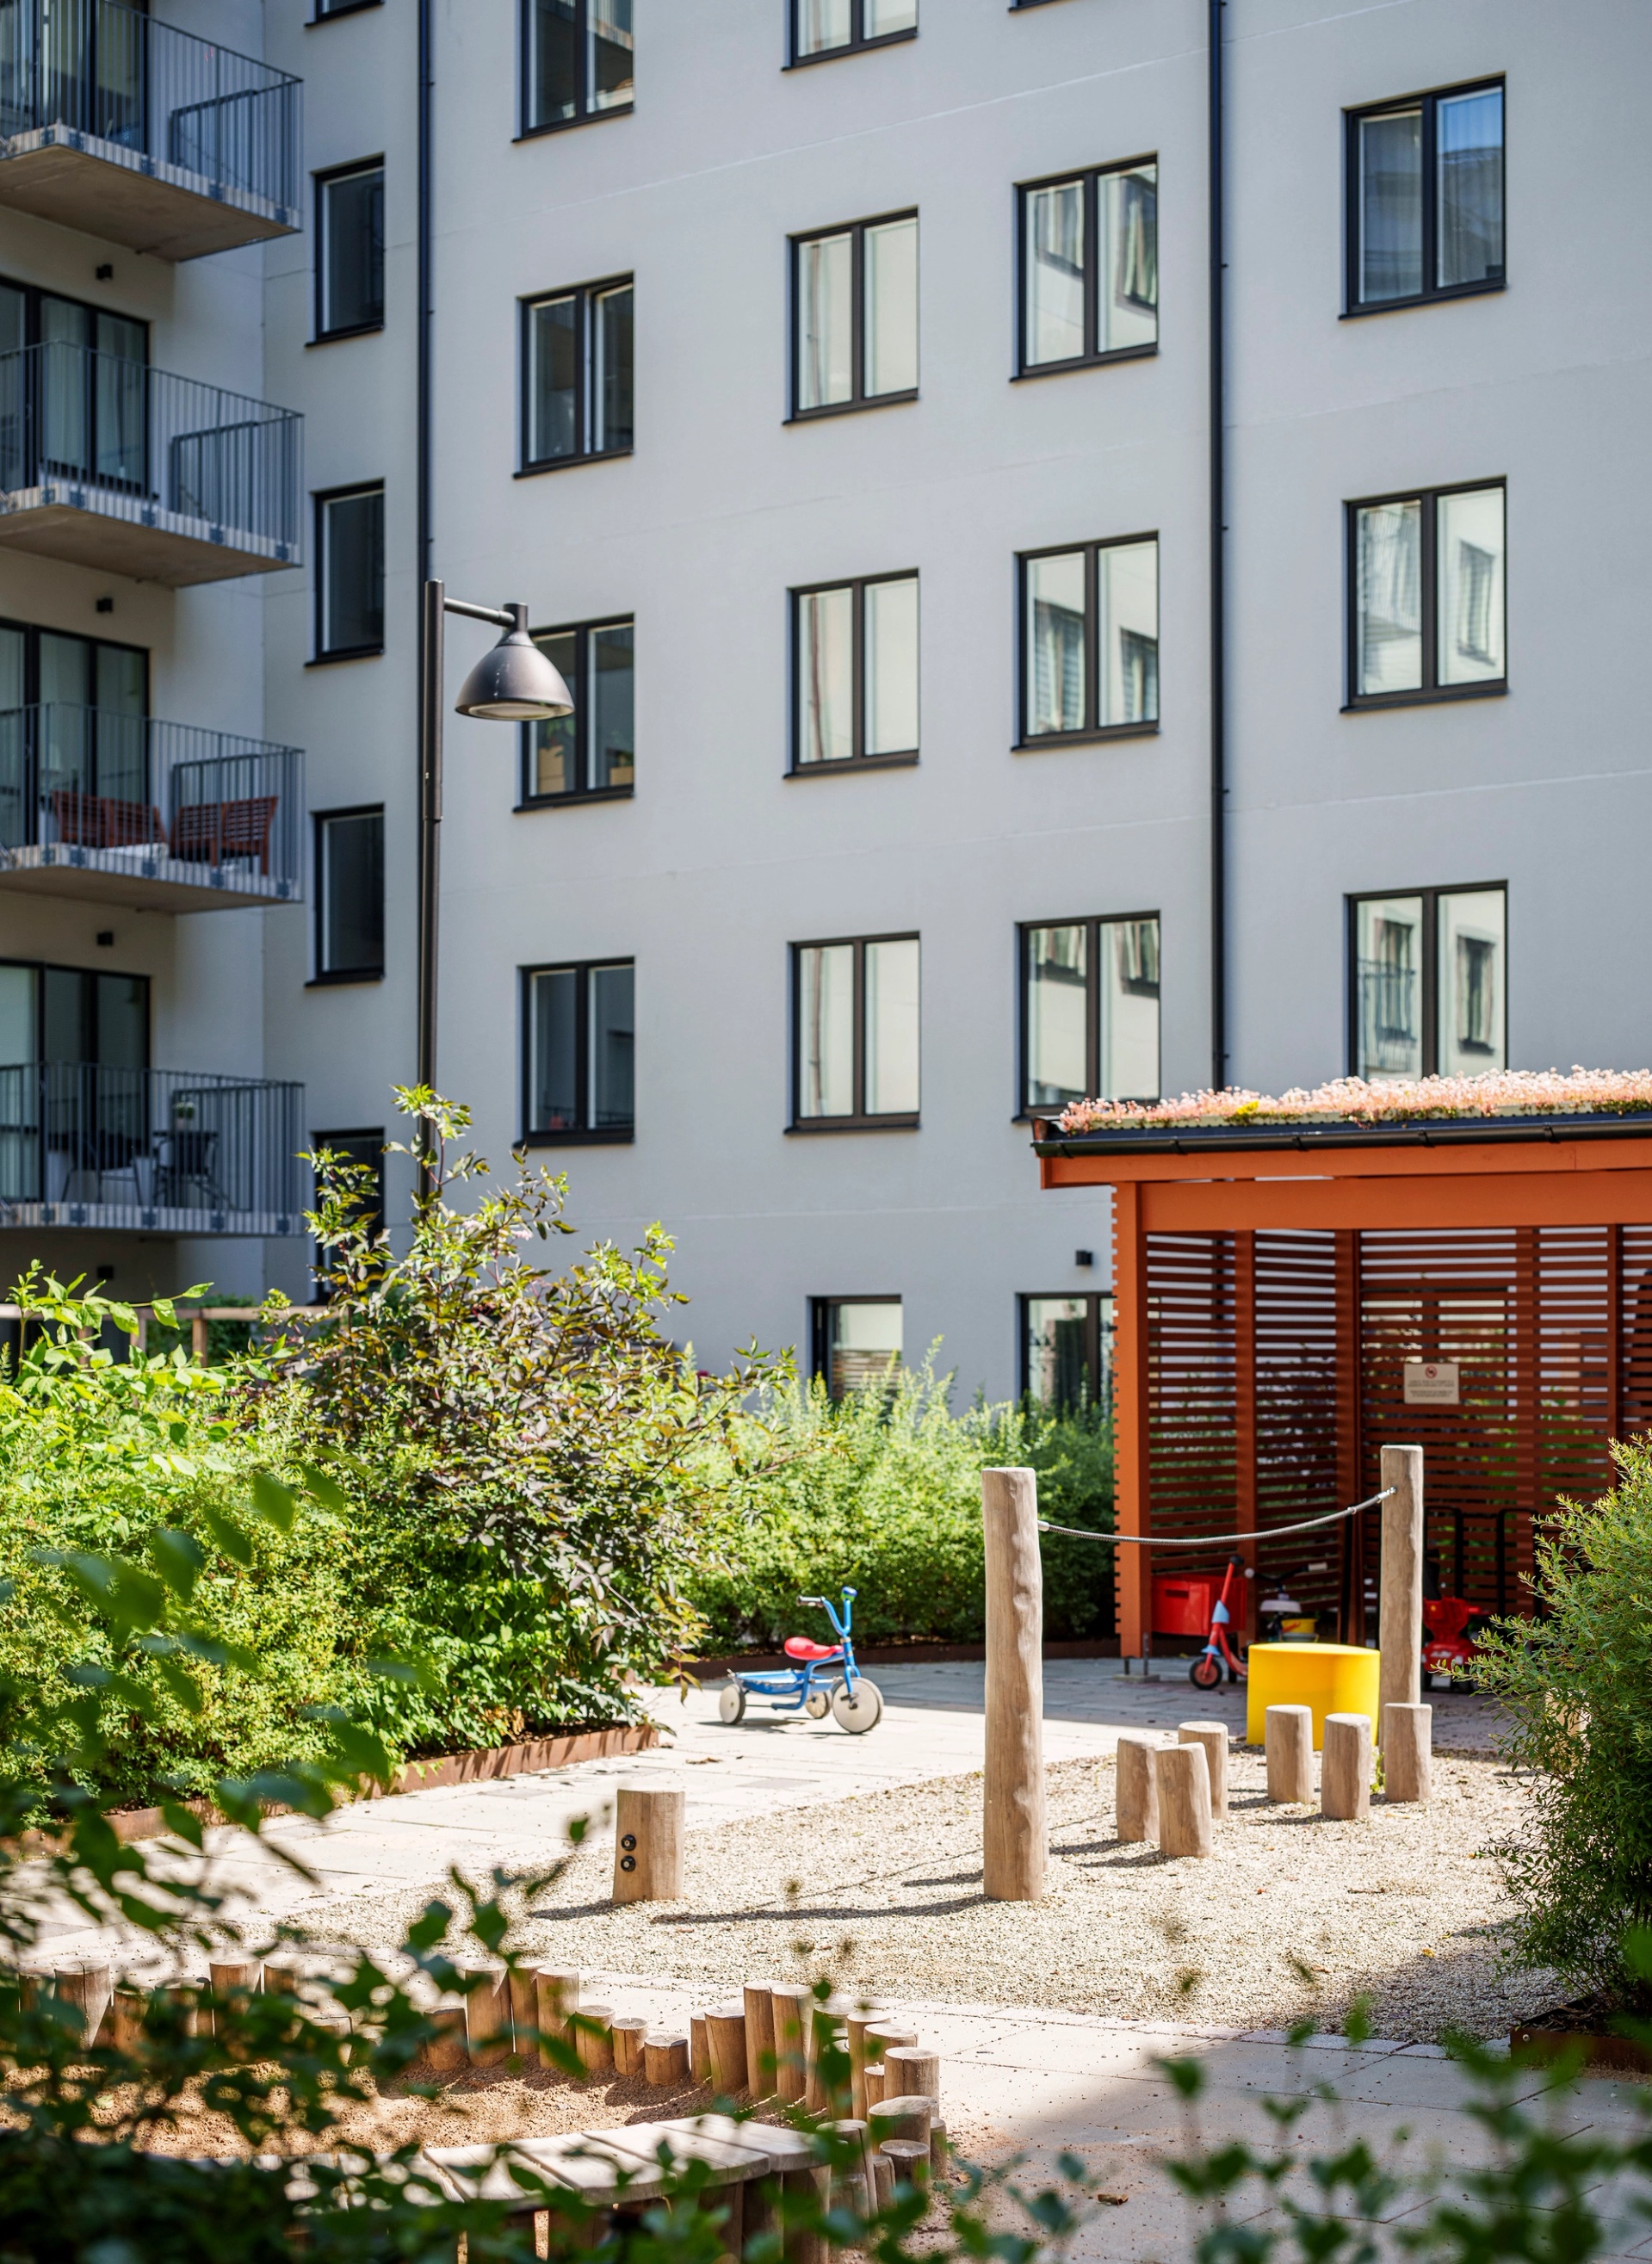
[[686, 1360, 1113, 1653], [1475, 1442, 1652, 2012]]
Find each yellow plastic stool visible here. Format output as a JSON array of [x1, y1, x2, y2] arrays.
[[1245, 1643, 1380, 1749]]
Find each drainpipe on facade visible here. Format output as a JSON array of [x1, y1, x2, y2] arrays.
[[1208, 0, 1228, 1095]]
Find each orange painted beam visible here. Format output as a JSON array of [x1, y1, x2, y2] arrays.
[[1041, 1134, 1652, 1191], [1138, 1168, 1652, 1234], [1111, 1179, 1150, 1658]]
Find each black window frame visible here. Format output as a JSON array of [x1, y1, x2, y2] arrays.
[[518, 275, 635, 473], [0, 956, 151, 1067], [519, 0, 636, 137], [1017, 533, 1160, 748], [809, 1293, 902, 1399], [788, 210, 919, 424], [0, 274, 150, 359], [0, 614, 149, 714], [789, 930, 920, 1133], [1018, 1290, 1113, 1408], [789, 570, 919, 775], [518, 615, 635, 808], [1345, 880, 1507, 1077], [312, 158, 385, 343], [1017, 912, 1161, 1119], [1345, 77, 1506, 319], [1015, 156, 1159, 379], [308, 0, 383, 21], [520, 956, 636, 1146], [312, 483, 386, 664], [311, 804, 385, 986], [786, 0, 917, 67], [1345, 479, 1506, 710]]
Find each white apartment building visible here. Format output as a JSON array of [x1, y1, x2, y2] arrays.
[[3, 2, 1649, 1407]]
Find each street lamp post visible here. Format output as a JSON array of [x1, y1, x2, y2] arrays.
[[417, 578, 572, 1186]]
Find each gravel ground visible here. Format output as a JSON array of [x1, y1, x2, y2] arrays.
[[298, 1747, 1551, 2046]]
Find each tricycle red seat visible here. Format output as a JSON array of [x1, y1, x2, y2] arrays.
[[783, 1636, 842, 1661]]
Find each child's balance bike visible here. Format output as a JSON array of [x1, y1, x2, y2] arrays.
[[718, 1588, 883, 1733]]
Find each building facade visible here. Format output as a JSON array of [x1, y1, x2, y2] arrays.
[[3, 1, 1648, 1404]]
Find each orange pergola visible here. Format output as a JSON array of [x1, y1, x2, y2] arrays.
[[1035, 1117, 1652, 1657]]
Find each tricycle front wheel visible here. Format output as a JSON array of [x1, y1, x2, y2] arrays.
[[832, 1678, 882, 1734], [718, 1679, 746, 1724]]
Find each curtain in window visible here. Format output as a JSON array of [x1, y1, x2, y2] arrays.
[[797, 233, 852, 409], [1356, 500, 1423, 694]]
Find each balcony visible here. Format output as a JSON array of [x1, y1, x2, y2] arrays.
[[0, 705, 302, 910], [0, 1063, 305, 1237], [0, 343, 300, 583], [0, 2, 300, 261]]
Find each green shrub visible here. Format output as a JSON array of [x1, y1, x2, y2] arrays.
[[1475, 1441, 1652, 2012], [686, 1360, 1113, 1652]]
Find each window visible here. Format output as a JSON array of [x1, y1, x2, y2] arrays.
[[523, 960, 635, 1141], [791, 213, 917, 418], [523, 619, 634, 802], [1020, 1293, 1112, 1407], [1021, 915, 1160, 1113], [792, 933, 919, 1129], [0, 618, 147, 817], [523, 1, 634, 132], [1348, 80, 1503, 312], [811, 1296, 901, 1398], [1020, 536, 1158, 743], [314, 486, 385, 659], [312, 0, 382, 18], [1019, 159, 1157, 374], [313, 808, 384, 982], [0, 961, 149, 1069], [0, 280, 147, 495], [789, 0, 916, 65], [522, 279, 634, 469], [315, 162, 384, 339], [1349, 884, 1506, 1080], [312, 1128, 386, 1296], [1349, 482, 1504, 705], [792, 572, 918, 770]]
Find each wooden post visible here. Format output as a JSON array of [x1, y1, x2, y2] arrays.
[[612, 1785, 685, 1902], [1265, 1704, 1314, 1803], [1234, 1230, 1258, 1637], [1112, 1181, 1152, 1658], [1334, 1228, 1364, 1642], [427, 2002, 467, 2069], [1321, 1713, 1371, 1821], [507, 1968, 536, 2050], [1383, 1702, 1432, 1803], [882, 2047, 939, 2108], [1154, 1743, 1213, 1858], [644, 2032, 690, 2086], [871, 2097, 933, 2147], [831, 2119, 875, 2220], [746, 1981, 778, 2099], [707, 2003, 749, 2094], [1177, 1721, 1229, 1821], [575, 2005, 616, 2077], [770, 1983, 810, 2102], [190, 1314, 208, 1364], [462, 1966, 510, 2063], [871, 2154, 895, 2211], [54, 1961, 112, 2048], [881, 2139, 931, 2199], [804, 1995, 849, 2113], [845, 2005, 888, 2119], [982, 1466, 1046, 1901], [1378, 1444, 1424, 1742], [863, 2021, 916, 2112], [612, 2015, 649, 2076], [534, 1966, 579, 2068], [690, 2010, 711, 2081], [1115, 1735, 1160, 1841]]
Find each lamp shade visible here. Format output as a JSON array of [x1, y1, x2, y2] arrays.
[[454, 605, 573, 721]]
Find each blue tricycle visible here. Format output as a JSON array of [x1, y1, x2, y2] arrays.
[[718, 1588, 883, 1733]]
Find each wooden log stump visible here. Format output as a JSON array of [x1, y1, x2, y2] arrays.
[[930, 2121, 949, 2178], [1265, 1704, 1315, 1803], [1115, 1735, 1160, 1842], [163, 1979, 211, 2038], [689, 2010, 711, 2082], [745, 1982, 777, 2098], [575, 2004, 615, 2077], [862, 2021, 917, 2112], [882, 2047, 940, 2110], [1321, 1713, 1372, 1822], [805, 1995, 850, 2114], [782, 2164, 830, 2264], [845, 2005, 888, 2119], [707, 2003, 749, 2094], [871, 2153, 894, 2210], [1177, 1721, 1229, 1821], [109, 1984, 146, 2055], [643, 2032, 690, 2087], [870, 2095, 933, 2148], [612, 1785, 685, 1902], [534, 1966, 580, 2069], [982, 1468, 1047, 1901], [1154, 1743, 1214, 1859], [1383, 1702, 1432, 1803], [881, 2139, 931, 2199], [770, 1983, 811, 2102], [607, 2014, 647, 2077], [427, 2001, 467, 2069], [1378, 1444, 1425, 1746], [461, 1965, 510, 2064], [507, 1967, 537, 2051], [830, 2119, 875, 2219], [54, 1961, 113, 2048]]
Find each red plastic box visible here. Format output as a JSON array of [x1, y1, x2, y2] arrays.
[[1152, 1573, 1220, 1637]]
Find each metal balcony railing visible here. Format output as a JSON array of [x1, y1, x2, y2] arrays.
[[0, 705, 302, 903], [0, 1063, 305, 1235], [0, 0, 300, 225], [0, 341, 300, 565]]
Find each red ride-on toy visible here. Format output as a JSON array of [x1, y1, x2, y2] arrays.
[[1189, 1553, 1248, 1689], [1422, 1595, 1482, 1689]]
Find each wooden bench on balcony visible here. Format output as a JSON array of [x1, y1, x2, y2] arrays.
[[171, 795, 279, 874], [48, 789, 167, 852]]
